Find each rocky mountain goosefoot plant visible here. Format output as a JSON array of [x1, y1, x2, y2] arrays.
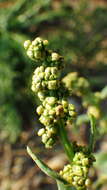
[[24, 37, 97, 190]]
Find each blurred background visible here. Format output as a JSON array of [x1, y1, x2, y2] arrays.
[[0, 0, 107, 190]]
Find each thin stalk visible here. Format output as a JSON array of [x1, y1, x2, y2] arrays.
[[89, 114, 96, 153], [58, 119, 74, 162]]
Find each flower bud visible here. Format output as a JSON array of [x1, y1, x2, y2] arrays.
[[27, 50, 33, 59], [51, 67, 58, 75], [42, 81, 47, 88], [69, 110, 76, 117], [34, 67, 40, 75], [45, 67, 51, 75], [31, 84, 36, 92], [45, 97, 56, 105], [69, 104, 75, 111], [87, 106, 100, 118], [38, 91, 45, 101], [43, 109, 49, 116], [33, 76, 42, 83], [49, 127, 57, 134], [49, 109, 56, 116], [62, 100, 68, 108], [43, 40, 49, 46], [39, 72, 45, 79], [48, 80, 57, 89], [35, 83, 41, 91], [32, 37, 42, 46], [55, 105, 64, 116], [34, 51, 42, 59], [85, 178, 91, 187], [39, 66, 45, 72], [72, 165, 83, 176], [36, 105, 44, 115], [78, 178, 84, 185], [82, 167, 88, 175], [45, 138, 55, 148], [24, 40, 31, 49], [42, 134, 49, 143], [51, 52, 60, 61], [38, 128, 45, 136], [82, 158, 89, 166]]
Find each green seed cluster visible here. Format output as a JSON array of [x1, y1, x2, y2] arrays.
[[37, 97, 76, 148], [62, 72, 90, 97], [31, 66, 60, 93], [24, 37, 76, 148], [24, 37, 63, 68], [60, 151, 95, 190]]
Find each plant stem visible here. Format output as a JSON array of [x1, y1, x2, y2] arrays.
[[58, 119, 74, 162], [89, 114, 96, 153]]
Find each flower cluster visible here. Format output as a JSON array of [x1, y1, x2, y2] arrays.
[[62, 71, 107, 135], [60, 149, 95, 190], [31, 66, 60, 93], [37, 97, 76, 148], [24, 37, 77, 148], [62, 72, 90, 97], [24, 37, 63, 68]]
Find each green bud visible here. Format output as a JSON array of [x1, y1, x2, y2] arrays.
[[78, 178, 84, 185], [49, 127, 57, 134], [34, 67, 40, 75], [85, 178, 91, 187], [33, 76, 42, 83], [27, 50, 33, 59], [38, 128, 45, 136], [43, 40, 49, 46], [69, 104, 75, 111], [39, 115, 52, 126], [62, 100, 68, 108], [73, 176, 80, 182], [34, 51, 42, 59], [82, 158, 89, 166], [45, 138, 54, 148], [48, 80, 57, 89], [45, 97, 56, 105], [72, 165, 83, 176], [39, 72, 45, 79], [42, 81, 47, 88], [33, 46, 39, 51], [45, 104, 52, 110], [43, 109, 49, 116], [28, 44, 33, 50], [36, 105, 44, 115], [39, 66, 45, 72], [32, 37, 42, 46], [45, 67, 51, 74], [31, 84, 36, 92], [69, 110, 76, 117], [42, 134, 49, 143], [24, 40, 31, 49], [51, 67, 58, 75], [35, 82, 41, 91], [38, 91, 45, 101], [49, 109, 56, 116], [82, 167, 88, 175], [51, 52, 60, 61]]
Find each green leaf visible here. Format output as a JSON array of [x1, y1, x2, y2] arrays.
[[27, 146, 68, 185], [57, 181, 75, 190], [89, 114, 97, 152]]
